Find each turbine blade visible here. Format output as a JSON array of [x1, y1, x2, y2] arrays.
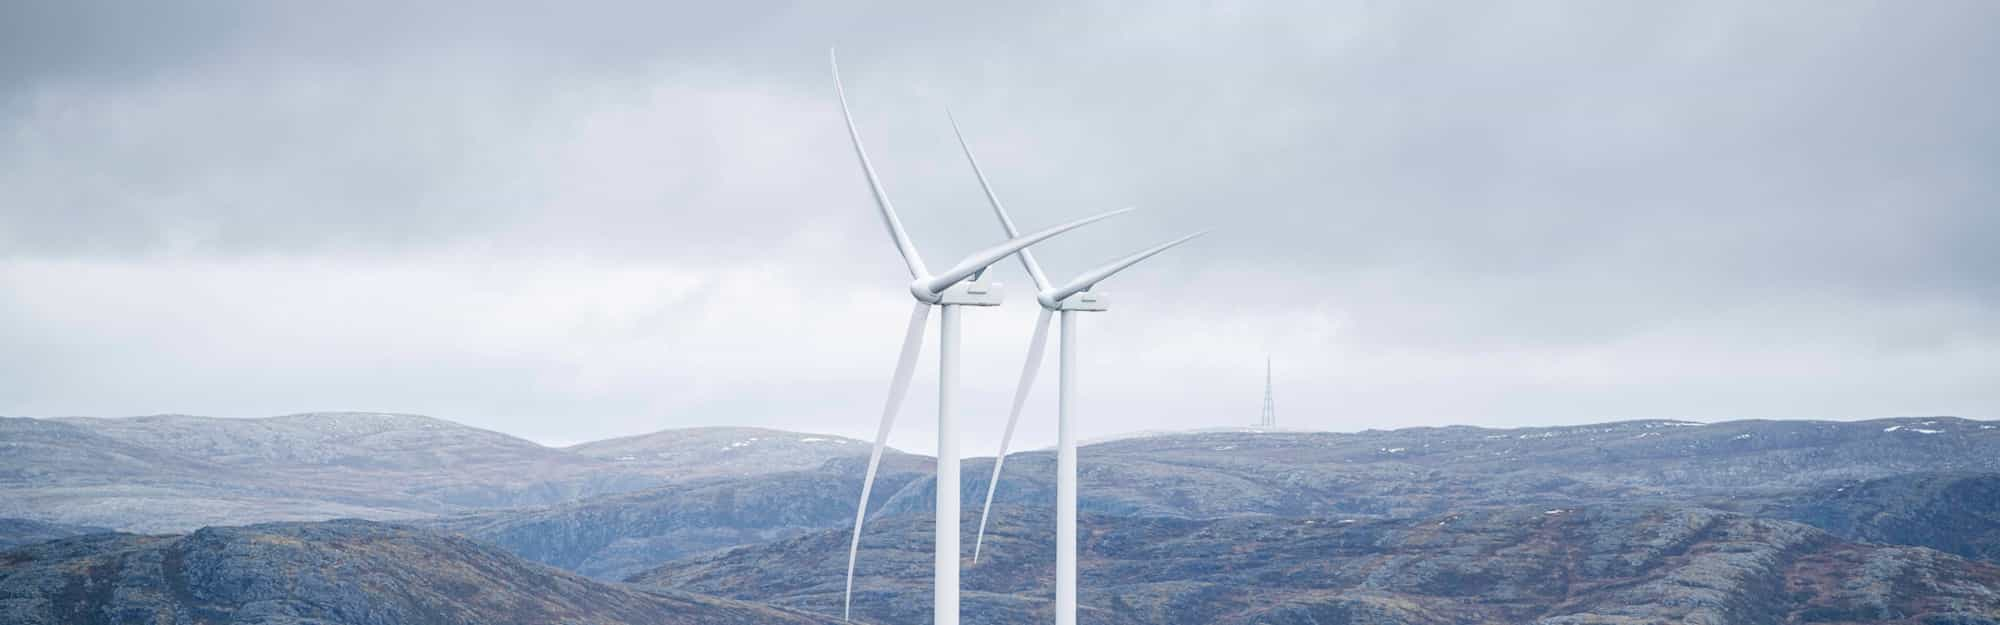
[[973, 307, 1053, 564], [832, 50, 929, 280], [923, 207, 1134, 295], [1047, 230, 1207, 304], [948, 111, 1051, 292], [844, 300, 931, 621]]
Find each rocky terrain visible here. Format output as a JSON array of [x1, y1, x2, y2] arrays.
[[0, 413, 874, 532], [568, 426, 881, 482], [406, 416, 2000, 588], [954, 417, 2000, 521], [0, 519, 108, 550], [0, 519, 843, 625], [7, 412, 2000, 624], [637, 504, 2000, 625], [427, 453, 933, 580], [1774, 472, 2000, 564]]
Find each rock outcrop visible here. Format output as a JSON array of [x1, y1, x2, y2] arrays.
[[0, 519, 841, 625], [636, 505, 2000, 625]]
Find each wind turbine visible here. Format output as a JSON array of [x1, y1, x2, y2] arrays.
[[831, 52, 1129, 625], [953, 117, 1203, 625]]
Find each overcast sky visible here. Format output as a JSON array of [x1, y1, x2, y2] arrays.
[[2, 1, 1995, 452]]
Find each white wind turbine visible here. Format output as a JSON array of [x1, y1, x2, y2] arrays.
[[831, 52, 1130, 625], [953, 117, 1204, 625]]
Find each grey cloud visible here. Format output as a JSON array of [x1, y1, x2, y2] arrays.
[[0, 1, 1994, 448]]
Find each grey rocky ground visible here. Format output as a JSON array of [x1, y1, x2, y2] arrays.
[[7, 413, 2000, 624], [0, 519, 843, 625], [424, 453, 932, 580], [637, 504, 2000, 625]]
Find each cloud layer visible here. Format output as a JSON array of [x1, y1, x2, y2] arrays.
[[3, 1, 1995, 450]]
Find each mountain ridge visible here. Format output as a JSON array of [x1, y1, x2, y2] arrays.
[[0, 412, 892, 533]]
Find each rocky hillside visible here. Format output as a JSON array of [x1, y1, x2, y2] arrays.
[[0, 416, 405, 533], [427, 453, 931, 580], [0, 416, 241, 484], [12, 413, 1990, 535], [636, 504, 2000, 625], [0, 519, 843, 625], [0, 413, 883, 533], [1775, 472, 2000, 564], [0, 519, 108, 550], [567, 426, 874, 482], [407, 415, 2000, 591], [11, 412, 2000, 624], [53, 413, 577, 471], [46, 412, 645, 512], [948, 417, 2000, 521]]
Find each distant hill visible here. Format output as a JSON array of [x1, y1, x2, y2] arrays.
[[0, 413, 888, 533], [431, 415, 2000, 594], [879, 417, 2000, 524], [0, 416, 240, 484], [0, 519, 839, 625], [55, 412, 581, 471], [566, 426, 874, 482]]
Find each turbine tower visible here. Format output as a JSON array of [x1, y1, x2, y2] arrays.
[[1260, 357, 1276, 428], [953, 117, 1204, 625], [832, 52, 1129, 625]]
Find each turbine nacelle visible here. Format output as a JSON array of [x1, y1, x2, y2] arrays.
[[901, 206, 1133, 305], [1047, 291, 1108, 311], [930, 280, 1006, 306]]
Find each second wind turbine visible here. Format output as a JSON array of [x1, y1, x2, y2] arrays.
[[953, 117, 1205, 625]]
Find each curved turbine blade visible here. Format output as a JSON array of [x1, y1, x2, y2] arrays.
[[1047, 230, 1207, 304], [832, 50, 929, 280], [844, 300, 932, 620], [923, 207, 1134, 296], [948, 111, 1051, 292], [972, 307, 1053, 564]]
